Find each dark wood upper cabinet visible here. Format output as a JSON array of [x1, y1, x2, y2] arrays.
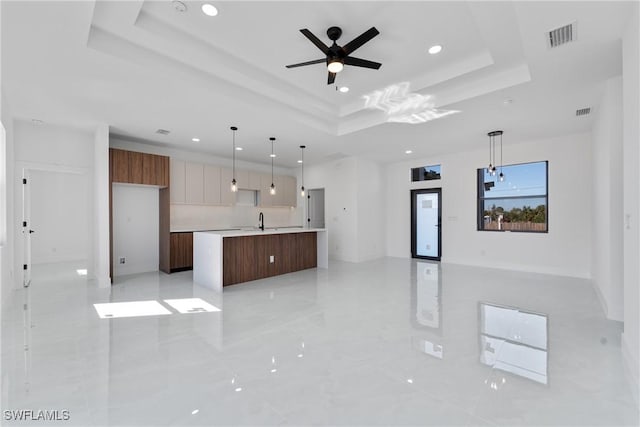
[[129, 151, 144, 184], [109, 148, 169, 187], [110, 148, 130, 183]]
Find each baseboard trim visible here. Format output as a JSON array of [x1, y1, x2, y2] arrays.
[[621, 332, 640, 409]]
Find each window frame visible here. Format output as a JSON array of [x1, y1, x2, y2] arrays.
[[476, 160, 549, 234], [411, 164, 441, 182]]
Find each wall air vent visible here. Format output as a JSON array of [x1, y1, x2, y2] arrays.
[[548, 22, 576, 48], [155, 129, 171, 135], [576, 107, 591, 117]]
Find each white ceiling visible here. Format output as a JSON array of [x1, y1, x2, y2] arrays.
[[1, 1, 633, 167]]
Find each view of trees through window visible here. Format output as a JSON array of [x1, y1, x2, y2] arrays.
[[477, 161, 548, 232]]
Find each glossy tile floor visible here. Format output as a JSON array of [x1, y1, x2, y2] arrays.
[[1, 258, 638, 426]]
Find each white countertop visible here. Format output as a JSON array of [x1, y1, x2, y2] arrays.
[[194, 228, 326, 238], [170, 226, 245, 233]]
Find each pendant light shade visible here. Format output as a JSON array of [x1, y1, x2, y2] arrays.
[[299, 145, 306, 197], [230, 126, 238, 192], [487, 130, 504, 180], [269, 137, 276, 196]]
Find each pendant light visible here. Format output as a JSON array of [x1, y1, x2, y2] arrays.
[[299, 145, 306, 197], [487, 130, 504, 180], [269, 137, 276, 195], [230, 126, 238, 192]]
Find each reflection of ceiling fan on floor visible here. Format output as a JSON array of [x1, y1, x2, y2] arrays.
[[286, 26, 382, 85]]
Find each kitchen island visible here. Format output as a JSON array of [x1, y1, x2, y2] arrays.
[[193, 228, 328, 291]]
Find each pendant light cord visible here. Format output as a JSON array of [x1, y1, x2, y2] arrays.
[[500, 133, 503, 173]]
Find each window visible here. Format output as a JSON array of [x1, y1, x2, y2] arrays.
[[477, 161, 548, 232], [412, 164, 441, 181]]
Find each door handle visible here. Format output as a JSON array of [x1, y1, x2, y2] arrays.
[[29, 230, 35, 234]]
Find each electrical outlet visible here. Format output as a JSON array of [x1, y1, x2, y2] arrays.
[[119, 257, 126, 264], [269, 255, 274, 263]]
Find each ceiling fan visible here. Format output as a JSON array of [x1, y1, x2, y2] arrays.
[[286, 26, 381, 85]]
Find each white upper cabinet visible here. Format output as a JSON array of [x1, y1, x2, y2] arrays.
[[185, 162, 204, 204], [170, 159, 296, 207], [248, 172, 262, 191], [282, 175, 297, 208], [203, 164, 221, 205], [260, 173, 274, 207], [170, 159, 186, 204]]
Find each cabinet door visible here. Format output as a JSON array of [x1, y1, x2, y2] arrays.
[[204, 164, 221, 205], [110, 148, 130, 183], [170, 232, 193, 270], [260, 173, 274, 207], [156, 154, 169, 187], [128, 151, 144, 184], [170, 159, 186, 203], [220, 168, 237, 205], [185, 162, 204, 204], [282, 175, 297, 207], [235, 169, 249, 190], [169, 159, 186, 203], [249, 172, 261, 190], [273, 175, 284, 206]]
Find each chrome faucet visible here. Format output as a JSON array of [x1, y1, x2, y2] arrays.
[[258, 212, 264, 231]]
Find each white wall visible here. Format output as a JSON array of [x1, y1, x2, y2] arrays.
[[29, 169, 90, 264], [1, 98, 14, 308], [112, 184, 159, 276], [356, 157, 385, 262], [94, 124, 110, 287], [304, 155, 385, 263], [13, 120, 95, 288], [591, 76, 624, 321], [621, 2, 640, 400], [306, 156, 359, 262], [385, 133, 592, 278]]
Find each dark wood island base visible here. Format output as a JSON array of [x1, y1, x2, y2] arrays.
[[222, 232, 317, 286]]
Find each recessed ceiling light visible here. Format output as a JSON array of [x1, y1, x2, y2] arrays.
[[338, 86, 349, 93], [235, 147, 243, 151], [428, 45, 442, 55], [503, 99, 514, 105], [270, 154, 276, 158], [201, 3, 218, 16], [405, 150, 413, 154], [297, 160, 303, 163], [192, 137, 200, 142]]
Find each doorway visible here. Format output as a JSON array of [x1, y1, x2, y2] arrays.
[[307, 188, 325, 228], [411, 188, 442, 261], [22, 167, 90, 286]]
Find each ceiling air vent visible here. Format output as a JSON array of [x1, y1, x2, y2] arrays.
[[155, 129, 171, 135], [548, 22, 576, 48], [576, 107, 591, 117]]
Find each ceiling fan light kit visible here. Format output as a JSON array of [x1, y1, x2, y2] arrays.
[[286, 26, 382, 85]]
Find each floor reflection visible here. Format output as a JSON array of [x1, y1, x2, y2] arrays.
[[478, 302, 548, 385], [411, 261, 443, 359]]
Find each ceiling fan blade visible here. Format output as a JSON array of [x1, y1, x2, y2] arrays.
[[342, 27, 380, 55], [344, 56, 382, 70], [327, 72, 336, 85], [300, 29, 330, 55], [286, 58, 326, 68]]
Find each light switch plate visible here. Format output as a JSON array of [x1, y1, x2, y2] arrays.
[[269, 255, 274, 263]]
